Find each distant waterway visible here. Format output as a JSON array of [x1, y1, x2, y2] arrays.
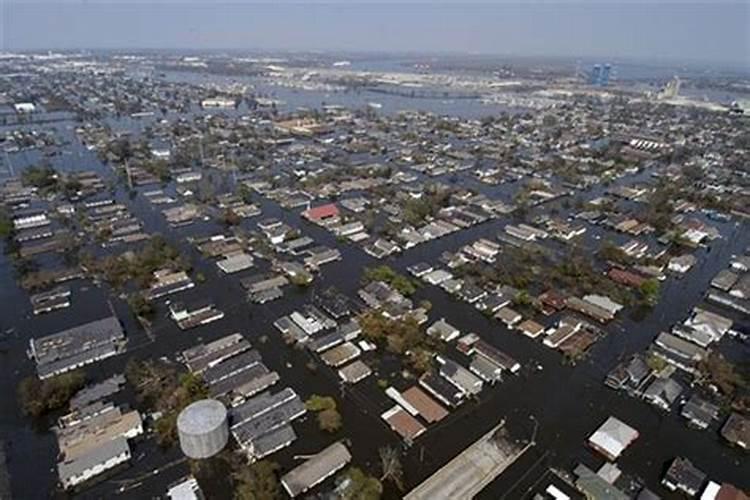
[[156, 69, 528, 119]]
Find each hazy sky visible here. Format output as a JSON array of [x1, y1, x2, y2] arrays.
[[1, 1, 748, 66]]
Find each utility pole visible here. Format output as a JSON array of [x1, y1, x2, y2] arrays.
[[5, 150, 13, 177], [199, 136, 205, 168], [125, 159, 133, 190], [529, 415, 538, 447]]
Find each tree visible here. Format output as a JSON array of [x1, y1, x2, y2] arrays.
[[62, 179, 83, 199], [234, 460, 282, 500], [542, 114, 558, 128], [646, 354, 668, 373], [598, 240, 631, 265], [128, 293, 154, 318], [305, 395, 342, 433], [339, 467, 383, 500], [406, 347, 434, 375], [699, 352, 745, 397], [639, 279, 661, 306], [378, 446, 404, 491], [222, 209, 241, 227], [21, 164, 58, 192], [108, 138, 133, 160], [154, 413, 179, 447], [305, 394, 337, 412], [318, 408, 342, 433], [126, 358, 208, 447], [189, 452, 235, 496], [362, 265, 417, 296], [513, 289, 532, 307], [0, 207, 13, 238], [18, 370, 86, 417]]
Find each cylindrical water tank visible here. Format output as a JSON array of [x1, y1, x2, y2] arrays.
[[177, 399, 228, 459]]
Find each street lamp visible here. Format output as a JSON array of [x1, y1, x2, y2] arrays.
[[529, 414, 538, 447]]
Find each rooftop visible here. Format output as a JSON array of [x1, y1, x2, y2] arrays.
[[281, 442, 351, 497], [587, 416, 639, 460]]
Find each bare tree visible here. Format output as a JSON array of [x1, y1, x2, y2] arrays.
[[378, 446, 404, 491]]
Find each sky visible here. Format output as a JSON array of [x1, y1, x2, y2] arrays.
[[0, 1, 748, 67]]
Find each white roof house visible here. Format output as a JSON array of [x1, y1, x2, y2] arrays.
[[14, 102, 36, 113], [423, 269, 453, 285], [167, 476, 203, 500], [684, 309, 732, 344], [587, 416, 639, 460], [583, 295, 624, 316], [217, 253, 254, 274], [668, 254, 697, 273], [427, 318, 460, 342]]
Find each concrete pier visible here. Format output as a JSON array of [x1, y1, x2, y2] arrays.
[[405, 419, 529, 500]]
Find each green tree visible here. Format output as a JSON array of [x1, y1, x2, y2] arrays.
[[639, 279, 661, 305], [598, 240, 631, 265], [339, 467, 383, 500], [699, 352, 745, 397], [542, 114, 558, 127], [359, 312, 430, 359], [21, 164, 58, 191], [234, 460, 282, 500], [305, 395, 342, 433], [128, 293, 154, 318], [222, 208, 241, 227], [18, 371, 86, 418], [305, 394, 337, 412], [318, 408, 342, 433], [0, 207, 14, 238], [362, 266, 417, 296], [126, 359, 208, 447]]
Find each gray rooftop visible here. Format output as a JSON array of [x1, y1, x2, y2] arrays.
[[58, 436, 130, 485], [70, 374, 126, 410], [281, 442, 352, 497], [31, 316, 124, 375]]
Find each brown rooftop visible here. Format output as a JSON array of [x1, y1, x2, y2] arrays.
[[402, 386, 449, 423], [382, 407, 426, 441]]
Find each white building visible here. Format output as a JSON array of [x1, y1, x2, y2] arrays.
[[167, 476, 203, 500], [176, 171, 202, 184], [14, 102, 36, 113], [668, 254, 697, 274], [152, 148, 171, 160], [58, 437, 131, 489], [201, 98, 236, 108], [14, 212, 50, 230]]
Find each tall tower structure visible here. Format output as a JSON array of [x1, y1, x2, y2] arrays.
[[590, 64, 602, 85], [600, 64, 611, 86]]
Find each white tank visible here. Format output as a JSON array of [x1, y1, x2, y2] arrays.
[[177, 399, 228, 459]]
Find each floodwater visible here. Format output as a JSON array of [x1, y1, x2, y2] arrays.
[[1, 74, 749, 500], [157, 69, 527, 119]]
